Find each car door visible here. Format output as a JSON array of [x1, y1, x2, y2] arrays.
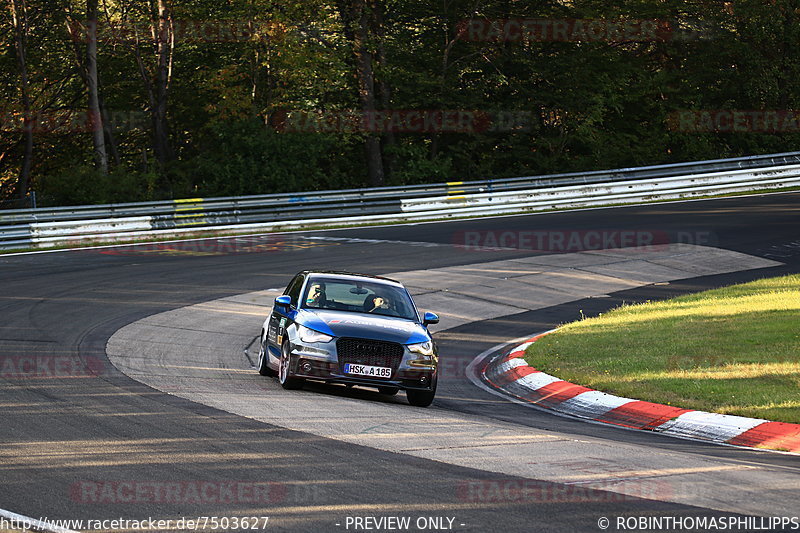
[[267, 273, 305, 361]]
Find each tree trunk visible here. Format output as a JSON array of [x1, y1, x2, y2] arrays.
[[777, 8, 793, 110], [152, 0, 174, 165], [337, 0, 384, 187], [373, 0, 394, 182], [66, 10, 119, 170], [10, 0, 33, 201], [133, 0, 174, 168], [86, 0, 108, 174], [100, 95, 121, 167]]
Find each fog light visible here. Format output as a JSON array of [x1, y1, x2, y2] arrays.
[[420, 375, 429, 384], [300, 361, 313, 373]]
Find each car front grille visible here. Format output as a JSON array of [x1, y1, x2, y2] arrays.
[[337, 338, 404, 373]]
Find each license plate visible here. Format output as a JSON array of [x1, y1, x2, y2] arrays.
[[344, 363, 392, 378]]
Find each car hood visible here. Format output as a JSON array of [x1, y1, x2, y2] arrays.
[[296, 309, 430, 345]]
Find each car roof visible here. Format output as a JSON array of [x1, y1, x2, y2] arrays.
[[302, 271, 404, 287]]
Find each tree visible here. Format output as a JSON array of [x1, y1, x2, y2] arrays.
[[2, 0, 800, 207], [336, 0, 385, 187], [85, 0, 107, 173], [9, 0, 33, 200], [129, 0, 175, 168]]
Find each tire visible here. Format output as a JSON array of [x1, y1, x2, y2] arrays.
[[257, 333, 276, 377], [378, 387, 399, 396], [278, 340, 304, 390], [406, 378, 436, 407], [406, 389, 435, 407]]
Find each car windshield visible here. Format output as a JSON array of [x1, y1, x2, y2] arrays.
[[301, 277, 418, 321]]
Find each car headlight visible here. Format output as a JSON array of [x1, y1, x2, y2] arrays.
[[407, 340, 434, 356], [297, 325, 333, 344]]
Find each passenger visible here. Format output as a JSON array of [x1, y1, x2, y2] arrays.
[[365, 294, 391, 313]]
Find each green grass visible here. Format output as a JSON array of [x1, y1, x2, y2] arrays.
[[524, 275, 800, 423]]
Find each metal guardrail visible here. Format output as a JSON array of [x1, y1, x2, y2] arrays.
[[3, 151, 800, 250], [403, 164, 800, 212]]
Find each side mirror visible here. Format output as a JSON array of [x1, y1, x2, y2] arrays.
[[423, 312, 439, 326], [274, 295, 292, 308]]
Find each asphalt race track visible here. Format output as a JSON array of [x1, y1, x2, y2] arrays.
[[1, 192, 799, 533]]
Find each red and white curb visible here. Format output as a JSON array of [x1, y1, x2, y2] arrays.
[[479, 331, 800, 454]]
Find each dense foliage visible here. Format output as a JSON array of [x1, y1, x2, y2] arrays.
[[2, 0, 800, 207]]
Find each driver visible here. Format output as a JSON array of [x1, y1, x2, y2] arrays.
[[306, 282, 327, 307]]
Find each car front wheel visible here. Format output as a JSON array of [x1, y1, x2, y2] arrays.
[[406, 378, 436, 407], [278, 340, 304, 390]]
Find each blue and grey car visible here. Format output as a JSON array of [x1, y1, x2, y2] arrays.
[[256, 271, 440, 407]]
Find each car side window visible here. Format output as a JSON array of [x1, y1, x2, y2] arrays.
[[285, 274, 305, 307]]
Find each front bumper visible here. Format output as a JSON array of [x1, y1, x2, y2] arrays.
[[288, 341, 437, 391]]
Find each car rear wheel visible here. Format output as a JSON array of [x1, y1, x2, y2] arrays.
[[279, 340, 304, 390], [406, 378, 436, 407], [378, 386, 399, 396], [257, 333, 276, 377]]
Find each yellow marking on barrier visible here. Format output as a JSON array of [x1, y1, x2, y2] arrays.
[[173, 198, 204, 226], [174, 198, 204, 215], [446, 181, 465, 195]]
